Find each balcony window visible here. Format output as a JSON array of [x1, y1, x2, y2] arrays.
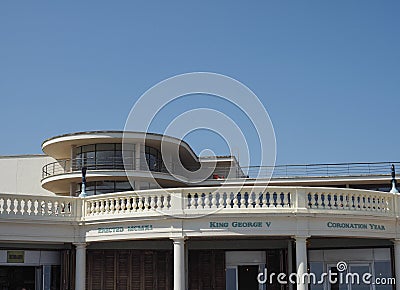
[[72, 144, 165, 173], [74, 143, 134, 170], [145, 146, 165, 172]]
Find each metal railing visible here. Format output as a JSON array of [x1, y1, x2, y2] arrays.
[[42, 157, 170, 179], [240, 161, 400, 179], [42, 158, 400, 181]]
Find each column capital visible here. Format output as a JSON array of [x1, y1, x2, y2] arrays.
[[293, 235, 310, 241], [73, 242, 87, 248], [170, 237, 187, 243], [392, 239, 400, 245]]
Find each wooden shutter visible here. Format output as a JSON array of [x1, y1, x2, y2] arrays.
[[87, 249, 172, 290], [189, 250, 226, 290], [60, 250, 75, 290], [116, 250, 129, 290]]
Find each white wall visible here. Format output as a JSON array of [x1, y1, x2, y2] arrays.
[[0, 155, 56, 195]]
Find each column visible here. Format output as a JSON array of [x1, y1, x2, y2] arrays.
[[75, 243, 87, 290], [394, 239, 400, 290], [172, 238, 186, 290], [295, 236, 308, 290]]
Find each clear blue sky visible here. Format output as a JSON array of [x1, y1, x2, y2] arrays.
[[0, 1, 399, 165]]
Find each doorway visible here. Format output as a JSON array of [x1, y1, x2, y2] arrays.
[[238, 265, 259, 290], [0, 266, 35, 290]]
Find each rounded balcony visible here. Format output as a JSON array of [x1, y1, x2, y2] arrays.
[[41, 156, 189, 194], [40, 131, 200, 195]]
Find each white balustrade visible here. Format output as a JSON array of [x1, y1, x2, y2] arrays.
[[307, 188, 392, 213], [0, 194, 74, 218], [0, 187, 395, 222], [85, 191, 171, 216], [185, 189, 293, 210]]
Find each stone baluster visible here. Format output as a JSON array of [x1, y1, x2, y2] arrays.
[[356, 193, 362, 211], [333, 193, 338, 209], [137, 197, 144, 212], [54, 200, 59, 215], [358, 194, 363, 210], [109, 198, 115, 213], [99, 199, 105, 214], [219, 193, 225, 209], [143, 196, 150, 211], [345, 193, 351, 210], [262, 192, 268, 208], [124, 197, 130, 212], [197, 193, 204, 209], [104, 199, 110, 214], [211, 192, 218, 208], [95, 201, 100, 214], [327, 193, 332, 209], [190, 194, 196, 209], [225, 192, 232, 209], [13, 199, 19, 214], [247, 192, 254, 208], [233, 193, 239, 208], [120, 197, 126, 212], [0, 198, 4, 214], [315, 193, 321, 209], [27, 199, 32, 215], [34, 200, 39, 215], [204, 193, 210, 208], [276, 192, 283, 208], [6, 198, 11, 214], [115, 198, 121, 213], [156, 195, 162, 209], [240, 193, 246, 208], [282, 192, 289, 207], [166, 194, 171, 209], [131, 197, 137, 212], [150, 196, 156, 210], [254, 192, 261, 208]]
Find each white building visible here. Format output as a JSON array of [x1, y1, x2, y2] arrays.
[[0, 131, 398, 290]]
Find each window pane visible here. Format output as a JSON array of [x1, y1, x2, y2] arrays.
[[84, 151, 96, 167], [310, 262, 324, 290], [226, 268, 237, 290], [81, 144, 95, 153], [374, 262, 392, 290], [115, 181, 133, 191], [349, 265, 370, 290], [96, 181, 115, 194], [96, 143, 115, 151], [96, 151, 115, 168]]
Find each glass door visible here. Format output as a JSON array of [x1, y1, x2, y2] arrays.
[[226, 265, 266, 290], [238, 265, 260, 290]]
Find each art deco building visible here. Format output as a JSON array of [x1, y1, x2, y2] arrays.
[[0, 131, 399, 290]]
